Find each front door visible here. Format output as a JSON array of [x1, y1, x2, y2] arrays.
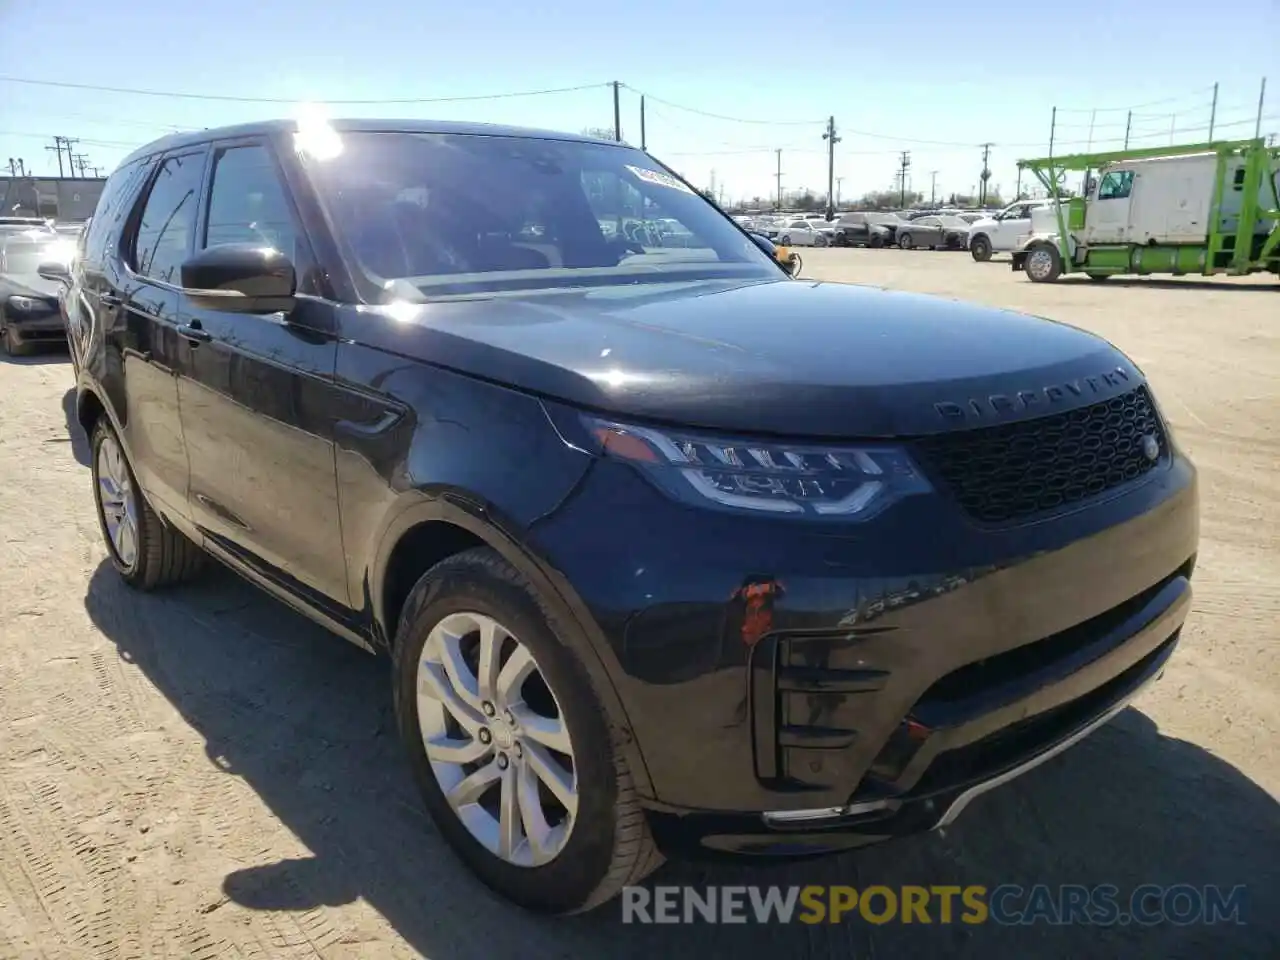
[[175, 138, 351, 609], [1086, 169, 1134, 244]]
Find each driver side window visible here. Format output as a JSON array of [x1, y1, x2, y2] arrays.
[[1097, 170, 1134, 200]]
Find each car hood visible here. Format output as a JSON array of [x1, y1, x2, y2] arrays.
[[968, 217, 999, 233], [354, 277, 1139, 438], [0, 273, 60, 300]]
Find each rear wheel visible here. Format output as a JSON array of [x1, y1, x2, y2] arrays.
[[779, 234, 792, 245], [898, 232, 914, 249], [393, 548, 662, 914], [1024, 242, 1063, 283], [91, 419, 205, 589], [970, 234, 992, 261], [869, 234, 884, 248]]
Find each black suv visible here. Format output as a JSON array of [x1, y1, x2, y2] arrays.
[[54, 119, 1198, 915]]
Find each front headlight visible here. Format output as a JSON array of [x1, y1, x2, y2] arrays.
[[8, 295, 49, 313], [584, 416, 932, 520]]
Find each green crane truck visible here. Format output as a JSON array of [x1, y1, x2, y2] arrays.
[[1010, 138, 1280, 283]]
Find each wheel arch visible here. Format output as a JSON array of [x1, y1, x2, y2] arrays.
[[368, 490, 655, 798]]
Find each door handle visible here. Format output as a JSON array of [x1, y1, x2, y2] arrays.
[[100, 292, 122, 308], [178, 322, 212, 344]]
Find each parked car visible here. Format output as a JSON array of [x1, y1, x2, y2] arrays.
[[832, 212, 890, 247], [967, 200, 1053, 261], [68, 118, 1197, 916], [896, 215, 971, 250], [0, 232, 73, 354], [774, 217, 828, 246]]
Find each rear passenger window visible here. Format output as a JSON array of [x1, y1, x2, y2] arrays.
[[203, 145, 299, 261], [132, 152, 204, 284]]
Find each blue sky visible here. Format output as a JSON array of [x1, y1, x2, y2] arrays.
[[2, 0, 1277, 205]]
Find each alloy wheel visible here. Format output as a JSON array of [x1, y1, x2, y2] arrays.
[[416, 611, 577, 867], [96, 432, 139, 568]]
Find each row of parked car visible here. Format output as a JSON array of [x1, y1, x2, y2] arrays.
[[734, 200, 1057, 260]]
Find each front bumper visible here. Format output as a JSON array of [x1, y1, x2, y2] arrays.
[[4, 310, 66, 344], [531, 443, 1198, 855]]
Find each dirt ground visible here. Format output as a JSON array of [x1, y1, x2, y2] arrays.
[[1, 250, 1277, 959]]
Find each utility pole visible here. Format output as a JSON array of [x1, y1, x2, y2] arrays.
[[1086, 110, 1097, 151], [1209, 81, 1219, 141], [775, 149, 783, 210], [611, 81, 622, 142], [929, 170, 938, 205], [979, 143, 992, 207], [822, 116, 841, 220], [1123, 111, 1132, 149], [1256, 77, 1268, 139], [640, 95, 647, 151], [1015, 167, 1023, 201], [46, 136, 70, 176], [897, 151, 911, 208], [72, 153, 91, 177]]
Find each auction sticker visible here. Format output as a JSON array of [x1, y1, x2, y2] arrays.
[[626, 165, 695, 194]]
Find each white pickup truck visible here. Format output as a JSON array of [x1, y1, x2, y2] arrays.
[[966, 200, 1054, 261]]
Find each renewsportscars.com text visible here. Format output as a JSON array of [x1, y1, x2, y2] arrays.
[[621, 884, 1247, 926]]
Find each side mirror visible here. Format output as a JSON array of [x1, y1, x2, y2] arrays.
[[180, 243, 296, 314], [37, 260, 71, 284]]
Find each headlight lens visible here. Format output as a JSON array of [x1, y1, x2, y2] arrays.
[[7, 295, 50, 314], [584, 416, 932, 520]]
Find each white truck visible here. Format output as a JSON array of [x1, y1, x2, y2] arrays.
[[965, 199, 1054, 261], [1010, 139, 1280, 283]]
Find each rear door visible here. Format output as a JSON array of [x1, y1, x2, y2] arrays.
[[102, 149, 207, 522], [175, 137, 350, 609]]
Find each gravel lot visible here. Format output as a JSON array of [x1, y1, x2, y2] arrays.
[[1, 249, 1277, 959]]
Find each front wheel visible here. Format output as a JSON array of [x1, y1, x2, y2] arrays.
[[0, 325, 29, 357], [779, 234, 792, 245], [969, 234, 992, 261], [898, 232, 914, 249], [393, 548, 662, 914], [1024, 242, 1063, 283]]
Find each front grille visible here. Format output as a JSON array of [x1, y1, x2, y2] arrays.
[[915, 385, 1167, 524]]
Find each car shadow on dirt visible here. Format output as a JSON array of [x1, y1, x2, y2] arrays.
[[60, 387, 91, 466], [83, 561, 1279, 960]]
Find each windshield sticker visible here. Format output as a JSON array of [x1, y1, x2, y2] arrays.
[[626, 165, 695, 194]]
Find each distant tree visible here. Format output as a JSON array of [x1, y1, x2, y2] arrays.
[[857, 190, 922, 210]]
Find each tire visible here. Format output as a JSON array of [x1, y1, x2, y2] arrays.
[[815, 234, 828, 247], [779, 234, 792, 245], [869, 234, 884, 248], [898, 232, 914, 249], [969, 234, 992, 262], [1, 325, 29, 356], [1024, 242, 1063, 283], [90, 418, 205, 589], [392, 547, 662, 914]]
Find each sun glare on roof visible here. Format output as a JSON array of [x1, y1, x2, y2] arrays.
[[293, 103, 344, 161]]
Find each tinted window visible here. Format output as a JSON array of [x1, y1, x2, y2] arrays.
[[83, 159, 149, 265], [203, 144, 299, 260], [132, 152, 204, 284], [299, 130, 775, 299]]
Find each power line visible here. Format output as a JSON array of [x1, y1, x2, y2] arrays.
[[624, 86, 826, 126], [0, 74, 609, 105], [1054, 85, 1218, 114]]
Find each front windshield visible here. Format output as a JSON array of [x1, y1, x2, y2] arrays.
[[300, 130, 780, 300], [1, 238, 73, 276]]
